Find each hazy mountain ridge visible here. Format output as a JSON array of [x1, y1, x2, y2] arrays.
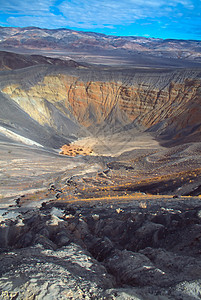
[[0, 26, 201, 64]]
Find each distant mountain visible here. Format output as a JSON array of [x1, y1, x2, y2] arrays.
[[0, 26, 200, 64]]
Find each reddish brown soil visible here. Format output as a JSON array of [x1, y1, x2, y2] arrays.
[[60, 144, 93, 156]]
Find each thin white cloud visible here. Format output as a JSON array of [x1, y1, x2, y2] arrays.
[[0, 0, 54, 14], [7, 15, 66, 28], [129, 0, 193, 8], [58, 0, 195, 28], [59, 0, 146, 27]]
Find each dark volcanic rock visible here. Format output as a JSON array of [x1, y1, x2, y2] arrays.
[[0, 244, 114, 299], [140, 247, 201, 285], [54, 231, 70, 247], [33, 234, 58, 250], [104, 249, 168, 287], [129, 221, 166, 251], [1, 199, 201, 299]]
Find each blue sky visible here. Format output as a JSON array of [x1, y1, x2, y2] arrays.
[[0, 0, 200, 40]]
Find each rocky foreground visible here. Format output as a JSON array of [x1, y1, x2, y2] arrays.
[[0, 131, 201, 299], [1, 194, 201, 299]]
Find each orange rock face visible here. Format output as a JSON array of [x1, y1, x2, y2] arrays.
[[65, 77, 201, 138], [60, 144, 93, 156], [66, 80, 122, 127]]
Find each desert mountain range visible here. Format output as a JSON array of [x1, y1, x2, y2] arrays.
[[0, 26, 201, 67]]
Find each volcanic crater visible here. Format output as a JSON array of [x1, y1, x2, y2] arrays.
[[0, 45, 201, 299]]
